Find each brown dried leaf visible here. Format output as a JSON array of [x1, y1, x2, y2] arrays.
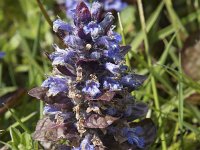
[[182, 32, 200, 80], [84, 114, 118, 129], [86, 106, 101, 114], [86, 91, 115, 101], [33, 117, 65, 142], [185, 93, 200, 105]]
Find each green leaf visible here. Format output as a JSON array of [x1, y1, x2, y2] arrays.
[[10, 128, 21, 145], [20, 132, 33, 149], [131, 1, 164, 52]]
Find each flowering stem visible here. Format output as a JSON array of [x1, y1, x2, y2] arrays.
[[117, 12, 131, 68], [36, 0, 53, 28], [137, 0, 167, 150]]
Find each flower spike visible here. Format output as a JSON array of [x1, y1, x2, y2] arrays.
[[29, 1, 156, 149]]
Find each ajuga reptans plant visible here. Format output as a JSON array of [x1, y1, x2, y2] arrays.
[[29, 1, 156, 150]]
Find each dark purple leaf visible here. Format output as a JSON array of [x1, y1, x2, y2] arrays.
[[119, 45, 131, 57], [124, 102, 148, 121], [129, 118, 157, 148], [76, 58, 99, 66], [56, 65, 76, 76], [99, 12, 114, 33], [120, 74, 147, 91], [74, 1, 91, 26], [28, 87, 48, 100]]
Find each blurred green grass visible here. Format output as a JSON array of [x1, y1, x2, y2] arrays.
[[0, 0, 200, 149]]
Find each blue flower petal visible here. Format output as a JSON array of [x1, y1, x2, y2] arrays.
[[53, 19, 74, 33], [103, 77, 122, 91], [127, 136, 145, 148], [91, 2, 103, 21], [41, 76, 68, 96], [73, 135, 95, 150], [104, 62, 127, 75], [43, 105, 61, 115], [83, 21, 103, 40], [105, 62, 121, 75], [82, 80, 101, 97], [108, 31, 122, 43], [103, 0, 127, 12], [50, 44, 78, 67], [120, 74, 146, 90], [99, 12, 114, 32], [65, 0, 77, 19], [90, 51, 101, 59], [122, 127, 145, 148], [64, 35, 85, 49]]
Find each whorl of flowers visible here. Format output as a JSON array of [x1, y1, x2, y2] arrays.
[[29, 1, 156, 150], [65, 0, 127, 19]]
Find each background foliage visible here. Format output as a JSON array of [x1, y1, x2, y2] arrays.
[[0, 0, 200, 150]]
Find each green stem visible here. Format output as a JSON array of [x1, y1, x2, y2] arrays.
[[36, 0, 52, 28], [117, 12, 131, 67], [178, 51, 184, 149], [0, 64, 2, 87], [137, 0, 167, 149]]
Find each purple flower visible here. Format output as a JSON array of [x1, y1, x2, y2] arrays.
[[0, 52, 5, 59], [103, 0, 127, 12], [90, 51, 101, 59], [41, 76, 68, 96], [43, 105, 61, 115], [91, 2, 103, 21], [53, 19, 74, 33], [64, 35, 85, 49], [105, 107, 117, 116], [103, 77, 122, 91], [108, 30, 122, 43], [83, 21, 103, 40], [122, 127, 145, 148], [105, 62, 121, 75], [65, 0, 127, 20], [50, 44, 78, 66], [120, 74, 146, 91], [73, 135, 95, 150], [65, 0, 78, 19], [82, 80, 101, 97]]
